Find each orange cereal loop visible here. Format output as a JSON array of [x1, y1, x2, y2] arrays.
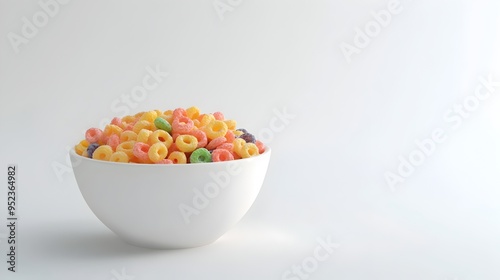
[[134, 111, 145, 118], [255, 140, 266, 154], [236, 143, 259, 158], [168, 151, 187, 164], [120, 131, 137, 142], [173, 108, 187, 119], [148, 142, 168, 163], [186, 106, 200, 120], [224, 119, 237, 131], [104, 124, 123, 136], [154, 109, 163, 116], [133, 120, 153, 134], [203, 120, 228, 140], [175, 134, 198, 153], [168, 142, 179, 154], [213, 111, 224, 120], [75, 142, 87, 156], [149, 130, 173, 148], [224, 130, 235, 143], [137, 129, 153, 143], [139, 110, 158, 123], [116, 141, 136, 158], [110, 151, 129, 163], [92, 145, 113, 161], [193, 119, 202, 128], [206, 136, 227, 150]]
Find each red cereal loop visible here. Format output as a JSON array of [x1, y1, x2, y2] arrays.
[[187, 129, 208, 148], [213, 111, 224, 120], [206, 136, 227, 150], [224, 130, 235, 143], [168, 143, 179, 154], [217, 143, 233, 151], [212, 149, 234, 162], [133, 142, 151, 163], [173, 108, 187, 120], [255, 140, 266, 154], [107, 134, 120, 151], [172, 116, 194, 134], [111, 117, 122, 128], [85, 128, 103, 144]]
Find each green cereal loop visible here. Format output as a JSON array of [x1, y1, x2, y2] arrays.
[[190, 148, 212, 163], [154, 117, 172, 133]]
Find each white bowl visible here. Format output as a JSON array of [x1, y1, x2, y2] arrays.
[[70, 148, 271, 249]]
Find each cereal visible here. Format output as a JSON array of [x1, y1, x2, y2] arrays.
[[190, 148, 212, 163], [148, 142, 168, 163], [92, 145, 113, 161], [175, 134, 198, 153], [212, 149, 234, 162], [168, 151, 187, 164], [110, 151, 129, 163], [154, 117, 172, 133], [75, 106, 266, 164]]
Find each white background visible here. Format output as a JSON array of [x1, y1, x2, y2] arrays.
[[1, 0, 500, 279]]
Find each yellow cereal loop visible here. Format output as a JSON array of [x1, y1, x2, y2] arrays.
[[234, 130, 244, 137], [175, 135, 198, 153], [224, 120, 237, 131], [233, 138, 246, 153], [120, 131, 137, 142], [75, 139, 89, 156], [134, 111, 144, 118], [236, 143, 259, 158], [133, 120, 153, 134], [122, 115, 136, 124], [116, 141, 136, 158], [104, 124, 123, 136], [159, 114, 173, 125], [92, 145, 113, 161], [199, 114, 215, 127], [203, 120, 228, 140], [149, 130, 173, 148], [186, 106, 200, 120], [193, 119, 201, 128], [110, 151, 129, 163], [154, 109, 163, 116], [137, 129, 153, 143], [168, 151, 187, 164], [139, 110, 158, 123], [148, 142, 168, 163]]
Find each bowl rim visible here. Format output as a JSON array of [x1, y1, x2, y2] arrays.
[[70, 146, 271, 167]]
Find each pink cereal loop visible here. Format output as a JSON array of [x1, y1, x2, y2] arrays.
[[217, 143, 233, 152], [173, 108, 187, 120], [85, 128, 103, 144], [111, 117, 122, 127], [172, 116, 194, 134], [255, 140, 266, 154], [212, 149, 234, 162], [213, 111, 224, 120], [106, 134, 120, 151], [206, 136, 227, 150], [188, 129, 208, 148], [133, 142, 151, 163]]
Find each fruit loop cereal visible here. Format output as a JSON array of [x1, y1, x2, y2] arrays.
[[75, 107, 267, 164]]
